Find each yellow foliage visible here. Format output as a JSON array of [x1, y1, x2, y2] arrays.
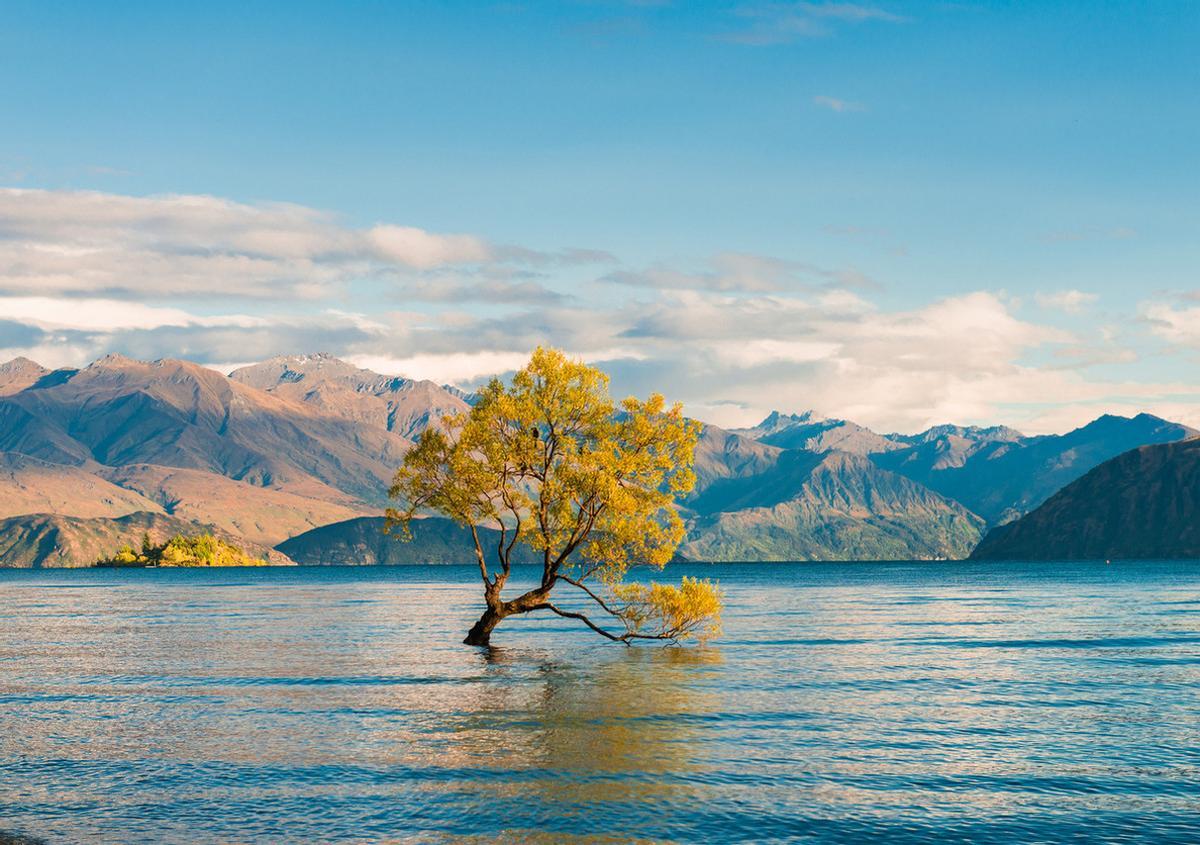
[[613, 577, 724, 643], [96, 533, 268, 568], [388, 346, 721, 644]]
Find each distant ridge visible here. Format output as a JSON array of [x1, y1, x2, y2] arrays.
[[971, 438, 1200, 560], [877, 412, 1198, 525]]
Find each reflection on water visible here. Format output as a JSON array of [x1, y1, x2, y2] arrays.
[[1, 562, 1199, 843]]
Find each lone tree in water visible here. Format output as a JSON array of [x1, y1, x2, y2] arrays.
[[388, 347, 722, 646]]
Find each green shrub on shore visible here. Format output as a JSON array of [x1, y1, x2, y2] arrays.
[[96, 532, 269, 567]]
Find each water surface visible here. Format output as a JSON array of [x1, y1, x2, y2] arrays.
[[2, 561, 1199, 843]]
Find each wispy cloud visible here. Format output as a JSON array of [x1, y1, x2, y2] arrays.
[[602, 252, 880, 293], [720, 2, 904, 45], [1035, 290, 1098, 314], [813, 95, 865, 112], [0, 188, 608, 301]]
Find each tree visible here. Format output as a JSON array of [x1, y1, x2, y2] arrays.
[[388, 347, 722, 646]]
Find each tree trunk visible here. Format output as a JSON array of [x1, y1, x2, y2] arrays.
[[463, 606, 506, 646]]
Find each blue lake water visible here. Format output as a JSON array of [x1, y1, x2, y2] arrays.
[[2, 561, 1199, 844]]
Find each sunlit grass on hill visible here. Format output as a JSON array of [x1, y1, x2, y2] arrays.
[[94, 533, 270, 568]]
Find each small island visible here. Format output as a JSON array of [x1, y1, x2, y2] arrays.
[[95, 533, 270, 568]]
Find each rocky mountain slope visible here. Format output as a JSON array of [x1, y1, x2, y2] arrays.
[[96, 464, 365, 546], [0, 452, 161, 519], [0, 354, 413, 505], [734, 411, 901, 454], [0, 357, 50, 396], [971, 438, 1200, 560], [681, 450, 984, 561], [230, 353, 469, 439]]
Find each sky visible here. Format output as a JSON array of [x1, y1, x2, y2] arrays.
[[0, 0, 1198, 434]]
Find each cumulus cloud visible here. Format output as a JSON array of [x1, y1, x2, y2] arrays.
[[1141, 301, 1200, 348], [0, 188, 605, 301]]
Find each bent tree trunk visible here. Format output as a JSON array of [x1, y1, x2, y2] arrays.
[[463, 587, 551, 646], [463, 606, 506, 646]]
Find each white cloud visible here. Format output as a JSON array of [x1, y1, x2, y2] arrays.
[[1, 185, 1193, 437], [366, 225, 491, 269], [349, 351, 535, 385], [0, 188, 601, 301], [0, 296, 203, 331], [1141, 301, 1200, 347], [1035, 289, 1099, 314]]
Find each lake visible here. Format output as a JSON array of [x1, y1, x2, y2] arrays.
[[2, 561, 1199, 843]]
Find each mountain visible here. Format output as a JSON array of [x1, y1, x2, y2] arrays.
[[0, 452, 161, 519], [277, 516, 541, 566], [0, 354, 412, 505], [877, 413, 1197, 525], [734, 411, 902, 454], [230, 353, 469, 440], [690, 424, 781, 495], [680, 450, 984, 561], [893, 424, 1025, 447], [0, 511, 294, 568], [971, 438, 1200, 560], [0, 357, 50, 396], [2, 352, 1197, 566], [95, 464, 366, 546]]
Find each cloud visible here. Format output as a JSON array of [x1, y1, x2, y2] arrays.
[[0, 188, 606, 301], [1034, 290, 1099, 314], [720, 2, 903, 45], [1141, 301, 1200, 348], [397, 276, 570, 305], [813, 95, 864, 113], [3, 281, 1190, 435], [603, 252, 879, 293], [0, 184, 1187, 436], [348, 351, 536, 384], [0, 296, 208, 332]]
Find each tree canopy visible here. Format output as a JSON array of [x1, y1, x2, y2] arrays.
[[388, 347, 722, 646]]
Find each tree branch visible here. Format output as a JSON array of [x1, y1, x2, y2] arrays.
[[533, 602, 685, 645], [557, 574, 624, 619], [467, 524, 489, 585]]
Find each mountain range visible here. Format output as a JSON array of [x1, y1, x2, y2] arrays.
[[0, 352, 1193, 566]]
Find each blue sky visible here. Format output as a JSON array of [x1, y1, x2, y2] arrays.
[[1, 1, 1198, 432]]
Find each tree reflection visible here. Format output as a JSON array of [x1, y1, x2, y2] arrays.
[[420, 644, 724, 840]]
